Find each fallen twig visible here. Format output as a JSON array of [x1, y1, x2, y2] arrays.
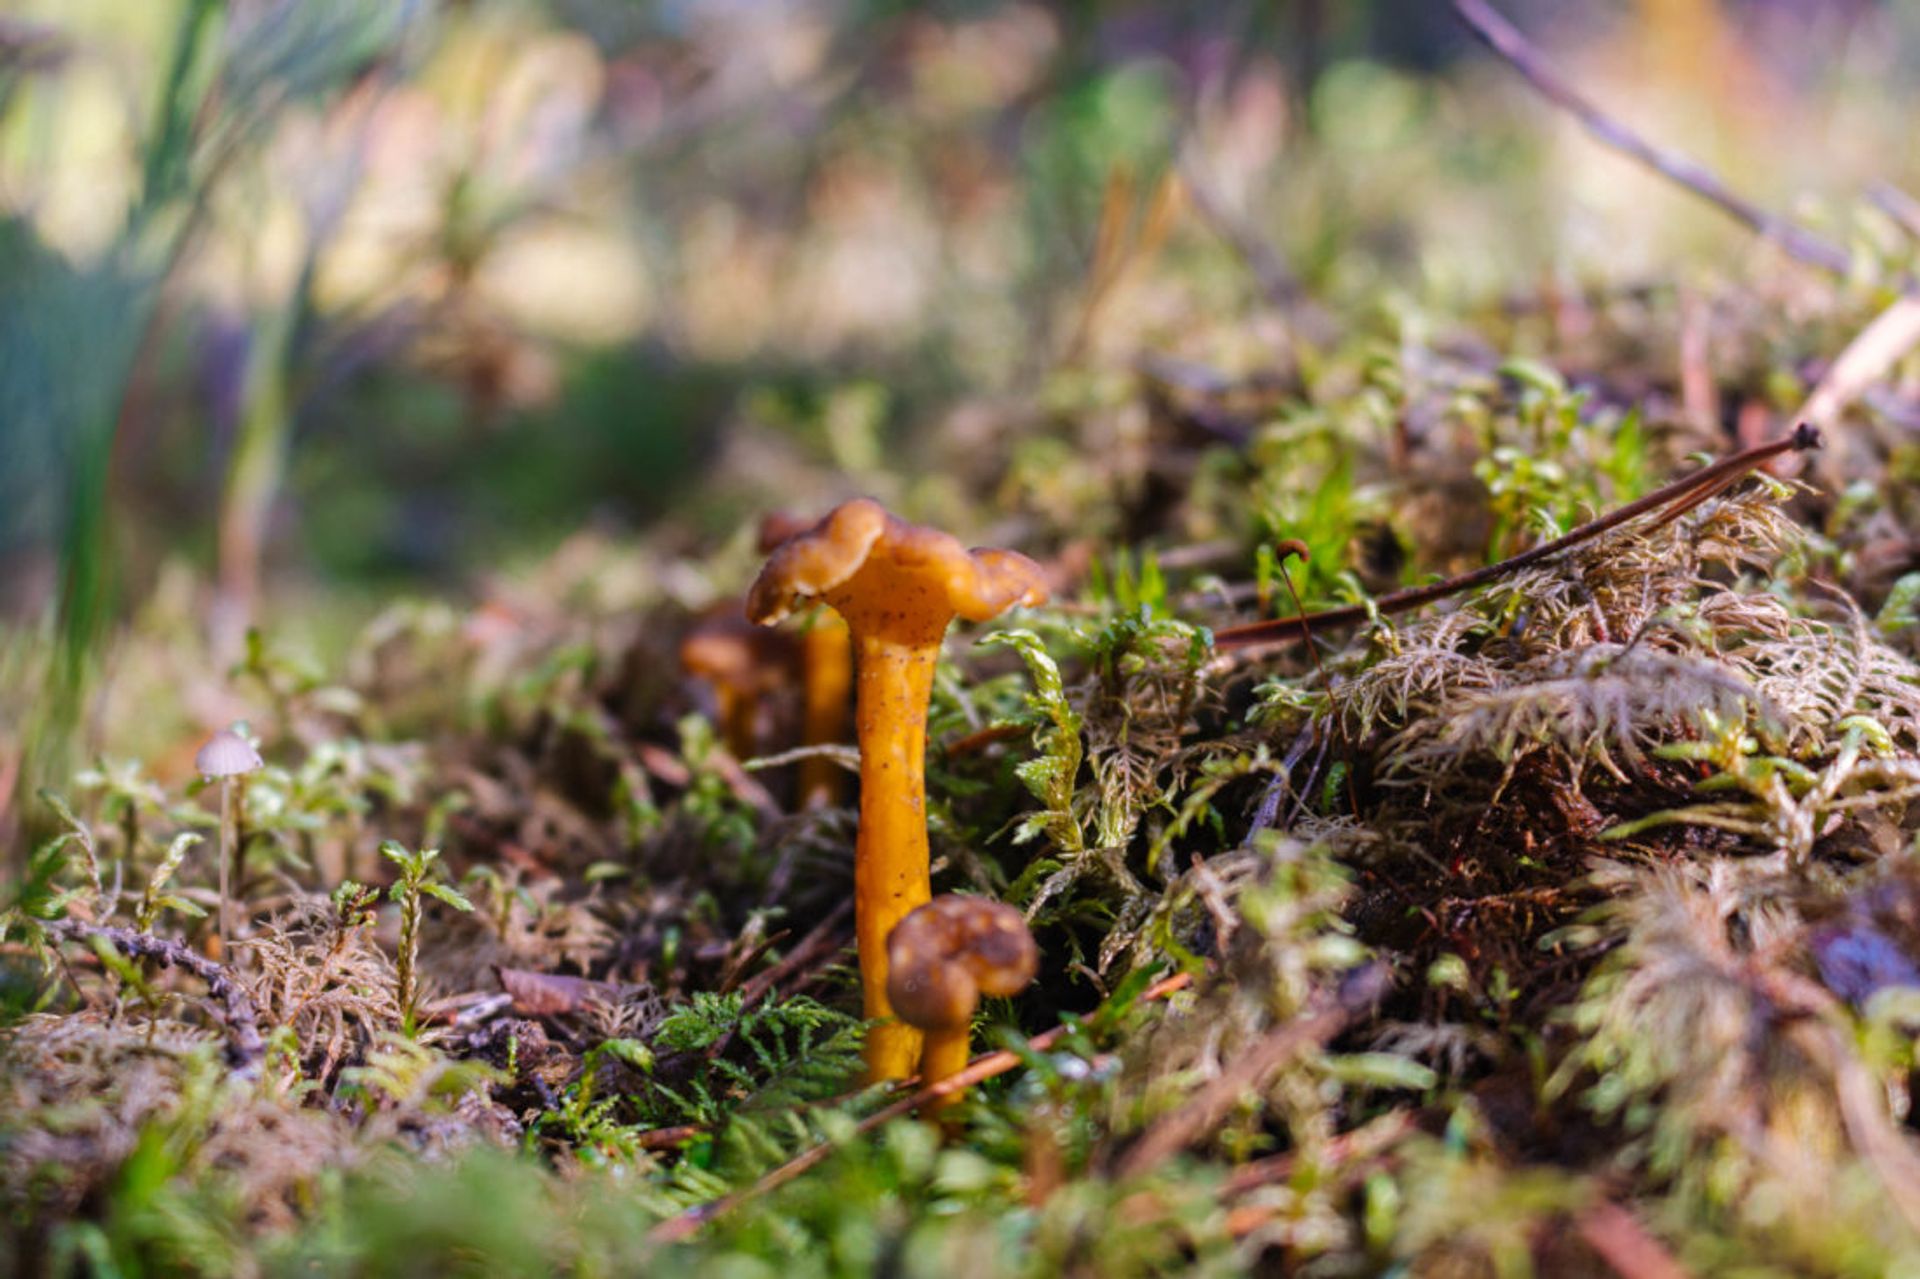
[[941, 722, 1027, 760], [1868, 180, 1920, 243], [636, 1123, 707, 1151], [42, 918, 266, 1070], [735, 898, 853, 1006], [648, 970, 1194, 1246], [1218, 1109, 1418, 1201], [1574, 1201, 1694, 1279], [1796, 295, 1920, 483], [1449, 0, 1851, 278], [1213, 425, 1821, 651]]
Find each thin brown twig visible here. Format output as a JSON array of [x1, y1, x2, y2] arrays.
[[1218, 1110, 1419, 1199], [942, 723, 1028, 760], [1868, 180, 1920, 243], [647, 970, 1194, 1246], [735, 898, 853, 1006], [692, 903, 854, 1070], [42, 918, 265, 1070], [1448, 0, 1851, 278], [1213, 425, 1821, 652], [635, 1123, 707, 1151], [1574, 1201, 1694, 1279]]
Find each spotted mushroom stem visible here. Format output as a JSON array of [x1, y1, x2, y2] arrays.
[[798, 614, 852, 808], [851, 631, 938, 1081]]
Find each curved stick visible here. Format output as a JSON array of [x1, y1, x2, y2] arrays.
[[1450, 0, 1850, 278], [1213, 425, 1821, 652], [43, 918, 265, 1070]]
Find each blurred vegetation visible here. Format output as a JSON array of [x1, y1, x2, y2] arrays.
[[9, 0, 1920, 1275]]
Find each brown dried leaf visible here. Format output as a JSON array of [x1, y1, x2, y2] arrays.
[[495, 966, 617, 1017]]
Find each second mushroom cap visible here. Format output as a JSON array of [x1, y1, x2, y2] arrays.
[[886, 895, 1039, 1032]]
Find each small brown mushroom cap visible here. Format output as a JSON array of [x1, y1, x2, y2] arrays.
[[885, 895, 1039, 1033], [745, 499, 1049, 636], [194, 727, 262, 779], [756, 509, 814, 555], [677, 610, 799, 688]]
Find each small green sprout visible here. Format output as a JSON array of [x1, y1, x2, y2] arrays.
[[136, 832, 206, 932], [36, 790, 103, 916], [379, 840, 474, 1035]]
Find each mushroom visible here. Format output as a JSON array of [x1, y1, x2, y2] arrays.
[[747, 499, 1048, 1080], [758, 512, 852, 809], [678, 610, 800, 762], [886, 895, 1039, 1107], [194, 725, 262, 955]]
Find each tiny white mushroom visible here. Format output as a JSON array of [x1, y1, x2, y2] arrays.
[[195, 728, 263, 778], [195, 725, 261, 954]]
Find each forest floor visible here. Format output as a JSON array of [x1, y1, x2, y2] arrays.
[[10, 251, 1920, 1276], [10, 7, 1920, 1277]]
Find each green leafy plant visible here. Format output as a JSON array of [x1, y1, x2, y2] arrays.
[[35, 790, 103, 916], [378, 841, 473, 1034], [984, 628, 1087, 857], [639, 992, 863, 1129]]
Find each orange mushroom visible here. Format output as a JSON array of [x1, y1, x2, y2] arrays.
[[886, 895, 1039, 1107], [747, 499, 1048, 1080], [759, 513, 853, 809], [678, 610, 799, 762]]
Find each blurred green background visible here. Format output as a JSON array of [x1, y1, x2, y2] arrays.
[[4, 0, 1919, 797]]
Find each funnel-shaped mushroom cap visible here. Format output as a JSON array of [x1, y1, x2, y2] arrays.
[[194, 727, 262, 779], [746, 500, 1048, 643], [886, 895, 1039, 1032]]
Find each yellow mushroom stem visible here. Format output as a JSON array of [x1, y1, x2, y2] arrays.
[[798, 612, 851, 809], [850, 628, 939, 1079], [712, 686, 754, 762], [918, 1024, 972, 1098]]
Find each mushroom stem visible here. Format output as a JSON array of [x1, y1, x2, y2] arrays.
[[798, 615, 851, 808], [217, 777, 235, 957], [714, 686, 755, 762], [231, 790, 251, 923], [918, 1026, 972, 1107], [852, 632, 937, 1081]]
